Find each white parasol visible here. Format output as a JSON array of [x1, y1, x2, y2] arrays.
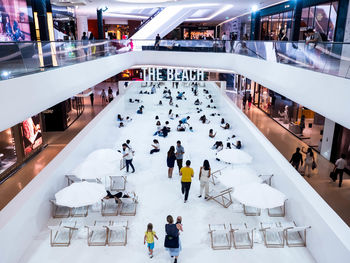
[[72, 149, 123, 179], [55, 182, 106, 208], [219, 167, 262, 188], [232, 183, 286, 209], [216, 149, 253, 164]]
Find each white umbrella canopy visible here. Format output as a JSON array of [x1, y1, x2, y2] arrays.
[[219, 167, 262, 188], [72, 149, 123, 179], [216, 149, 253, 164], [233, 183, 287, 209], [55, 182, 106, 208]]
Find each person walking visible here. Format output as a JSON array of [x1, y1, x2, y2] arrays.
[[198, 160, 211, 199], [164, 215, 181, 263], [144, 223, 158, 258], [108, 87, 114, 102], [155, 34, 161, 50], [290, 147, 303, 171], [89, 91, 94, 106], [150, 139, 160, 154], [175, 141, 185, 172], [101, 89, 107, 105], [333, 154, 347, 187], [122, 143, 135, 173], [247, 93, 252, 110], [180, 160, 194, 203], [167, 146, 176, 178], [81, 32, 89, 57], [242, 94, 247, 110], [302, 147, 315, 177]]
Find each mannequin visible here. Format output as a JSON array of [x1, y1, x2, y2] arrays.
[[279, 105, 289, 124]]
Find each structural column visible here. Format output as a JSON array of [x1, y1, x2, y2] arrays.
[[250, 11, 260, 40], [97, 9, 104, 39], [76, 16, 88, 40], [291, 0, 303, 41]]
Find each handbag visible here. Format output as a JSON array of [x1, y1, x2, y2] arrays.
[[164, 235, 179, 248], [312, 161, 317, 170]]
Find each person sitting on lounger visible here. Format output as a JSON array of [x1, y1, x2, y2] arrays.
[[180, 116, 190, 126], [169, 110, 174, 119], [117, 114, 124, 121], [105, 190, 130, 200], [159, 100, 163, 105], [226, 142, 231, 149], [154, 121, 162, 136], [169, 97, 174, 105], [194, 99, 201, 105], [126, 116, 132, 122], [220, 118, 225, 125], [176, 91, 185, 100], [232, 140, 242, 149], [177, 121, 186, 132], [221, 123, 230, 129], [119, 122, 124, 128], [212, 141, 223, 152], [151, 85, 156, 94], [209, 129, 216, 138], [199, 115, 210, 124]]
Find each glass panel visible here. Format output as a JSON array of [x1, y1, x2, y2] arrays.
[[0, 128, 17, 176], [308, 6, 316, 28], [314, 3, 331, 37], [270, 14, 280, 40], [328, 1, 338, 41]]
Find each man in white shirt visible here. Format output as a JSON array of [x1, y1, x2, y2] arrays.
[[122, 143, 135, 173], [221, 32, 227, 52], [334, 154, 347, 187]]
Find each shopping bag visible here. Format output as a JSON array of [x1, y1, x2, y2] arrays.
[[329, 171, 336, 182], [312, 161, 317, 170]]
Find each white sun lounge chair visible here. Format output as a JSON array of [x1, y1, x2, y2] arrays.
[[118, 194, 138, 216], [206, 187, 233, 208], [101, 197, 120, 216], [230, 223, 255, 249], [243, 205, 261, 216], [109, 175, 127, 191], [268, 200, 287, 217], [71, 205, 89, 217], [107, 221, 129, 246], [210, 169, 222, 185], [85, 221, 110, 246], [258, 174, 274, 186], [260, 222, 285, 248], [120, 159, 126, 170], [50, 200, 71, 218], [208, 224, 231, 250], [279, 221, 311, 247], [48, 221, 77, 247], [65, 175, 82, 186]]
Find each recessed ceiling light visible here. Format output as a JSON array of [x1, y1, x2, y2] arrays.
[[251, 5, 258, 12]]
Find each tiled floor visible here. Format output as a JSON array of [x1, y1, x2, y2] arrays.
[[0, 82, 118, 210], [226, 91, 350, 226]]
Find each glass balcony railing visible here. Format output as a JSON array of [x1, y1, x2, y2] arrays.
[[1, 39, 350, 80]]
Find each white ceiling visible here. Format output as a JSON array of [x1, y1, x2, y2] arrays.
[[71, 0, 287, 23]]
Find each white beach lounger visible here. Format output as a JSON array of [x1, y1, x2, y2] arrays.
[[258, 174, 274, 186], [118, 194, 138, 216], [243, 205, 261, 216], [210, 169, 222, 185], [65, 175, 82, 186], [71, 205, 89, 217], [101, 198, 120, 216], [206, 187, 233, 208], [85, 221, 110, 246], [109, 175, 127, 191], [230, 223, 255, 249], [208, 224, 231, 250], [48, 221, 77, 247], [50, 200, 71, 218], [280, 221, 311, 247], [260, 222, 285, 248], [268, 200, 287, 217], [107, 221, 129, 246]]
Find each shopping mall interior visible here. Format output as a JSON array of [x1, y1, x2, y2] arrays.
[[0, 0, 350, 263]]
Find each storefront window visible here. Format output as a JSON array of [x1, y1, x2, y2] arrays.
[[260, 10, 294, 40], [0, 128, 17, 176], [21, 115, 42, 156], [299, 1, 338, 41]]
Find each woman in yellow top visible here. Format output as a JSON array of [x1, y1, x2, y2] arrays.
[[180, 160, 194, 203], [144, 223, 159, 258]]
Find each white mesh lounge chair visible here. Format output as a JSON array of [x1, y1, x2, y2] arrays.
[[258, 174, 273, 186], [210, 169, 222, 186], [50, 200, 71, 218], [118, 194, 138, 216], [120, 159, 126, 170], [268, 200, 287, 217], [280, 221, 311, 247], [65, 175, 82, 186], [208, 224, 231, 250], [109, 175, 127, 191], [260, 222, 285, 248], [243, 205, 261, 216], [82, 178, 103, 184], [85, 221, 110, 246], [206, 188, 233, 208], [101, 198, 120, 216], [48, 221, 77, 247], [230, 223, 255, 249], [71, 205, 89, 217], [107, 221, 129, 246]]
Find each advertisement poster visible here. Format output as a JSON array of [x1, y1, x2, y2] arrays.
[[21, 114, 42, 155], [0, 128, 17, 176], [0, 0, 31, 41]]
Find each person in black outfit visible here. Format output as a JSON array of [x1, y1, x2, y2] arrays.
[[290, 147, 303, 171], [242, 94, 247, 110], [164, 215, 180, 263], [155, 34, 161, 50], [89, 92, 94, 106], [167, 146, 176, 178]]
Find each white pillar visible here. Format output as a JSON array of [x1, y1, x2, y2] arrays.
[[320, 118, 335, 160], [76, 16, 88, 40]]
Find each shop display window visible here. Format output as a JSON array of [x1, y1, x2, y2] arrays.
[[0, 128, 17, 176], [21, 114, 42, 156], [260, 10, 294, 40]]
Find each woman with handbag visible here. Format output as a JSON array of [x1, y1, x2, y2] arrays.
[[164, 215, 181, 263], [302, 147, 315, 178]]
